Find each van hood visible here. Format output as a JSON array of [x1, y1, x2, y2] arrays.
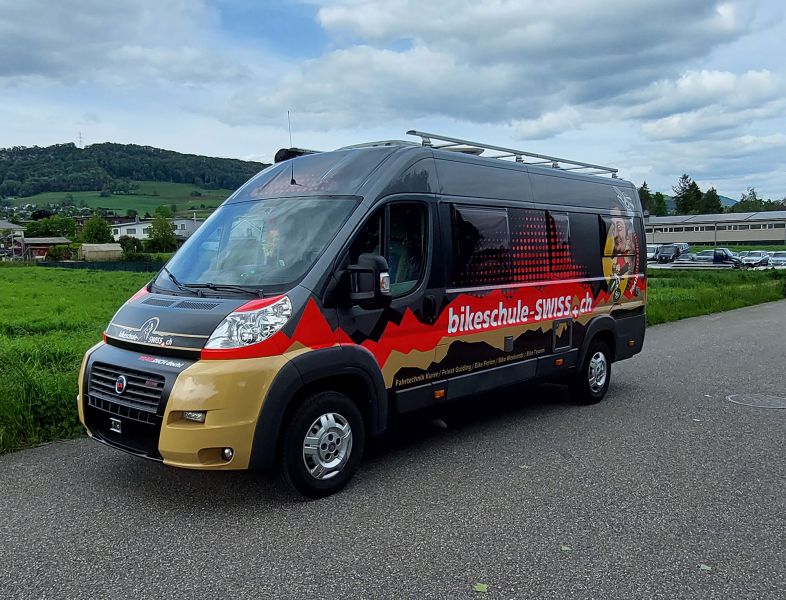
[[104, 292, 249, 352]]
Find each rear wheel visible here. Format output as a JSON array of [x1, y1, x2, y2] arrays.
[[280, 391, 365, 499], [570, 339, 611, 404]]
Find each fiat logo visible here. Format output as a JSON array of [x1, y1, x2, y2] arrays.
[[115, 375, 127, 395]]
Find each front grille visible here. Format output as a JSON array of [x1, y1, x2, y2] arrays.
[[85, 362, 167, 457], [88, 362, 165, 413], [87, 396, 157, 424]]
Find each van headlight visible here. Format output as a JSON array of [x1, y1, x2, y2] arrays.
[[205, 296, 292, 349]]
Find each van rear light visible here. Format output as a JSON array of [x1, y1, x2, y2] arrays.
[[204, 295, 292, 350]]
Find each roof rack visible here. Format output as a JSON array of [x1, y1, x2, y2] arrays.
[[406, 130, 618, 178], [339, 140, 419, 150]]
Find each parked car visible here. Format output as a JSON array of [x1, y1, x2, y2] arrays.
[[741, 250, 770, 268], [674, 248, 740, 268], [712, 248, 742, 268], [655, 244, 680, 263], [769, 251, 786, 267], [646, 244, 660, 261]]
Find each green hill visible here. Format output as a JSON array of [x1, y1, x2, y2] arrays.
[[12, 181, 234, 217], [0, 142, 268, 198]]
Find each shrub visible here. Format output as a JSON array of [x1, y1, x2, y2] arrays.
[[118, 235, 144, 257], [81, 214, 113, 243], [46, 245, 72, 261], [147, 215, 178, 252]]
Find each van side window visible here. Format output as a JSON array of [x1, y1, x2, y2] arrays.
[[349, 203, 427, 297], [547, 212, 581, 277], [388, 203, 426, 296], [349, 211, 382, 262], [509, 208, 549, 282], [451, 206, 511, 286]]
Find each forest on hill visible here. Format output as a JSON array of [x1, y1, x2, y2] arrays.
[[0, 143, 268, 197]]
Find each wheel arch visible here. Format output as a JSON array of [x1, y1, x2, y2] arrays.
[[578, 315, 617, 367], [249, 345, 387, 470]]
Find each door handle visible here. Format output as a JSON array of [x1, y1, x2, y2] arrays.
[[423, 294, 438, 324]]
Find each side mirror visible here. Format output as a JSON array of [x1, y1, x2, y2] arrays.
[[348, 253, 391, 308]]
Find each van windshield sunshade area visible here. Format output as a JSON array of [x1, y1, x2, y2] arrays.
[[154, 196, 357, 294]]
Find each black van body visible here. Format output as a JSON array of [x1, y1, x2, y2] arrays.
[[78, 141, 646, 497]]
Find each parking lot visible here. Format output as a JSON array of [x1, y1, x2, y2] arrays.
[[647, 245, 786, 270], [1, 300, 784, 599]]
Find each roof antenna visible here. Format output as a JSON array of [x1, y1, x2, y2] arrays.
[[287, 110, 297, 186]]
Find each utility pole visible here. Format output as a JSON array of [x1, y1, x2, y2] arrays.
[[78, 131, 84, 148]]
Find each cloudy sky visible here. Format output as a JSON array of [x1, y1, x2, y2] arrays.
[[1, 0, 784, 199]]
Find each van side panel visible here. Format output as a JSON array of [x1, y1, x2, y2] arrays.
[[435, 157, 532, 202]]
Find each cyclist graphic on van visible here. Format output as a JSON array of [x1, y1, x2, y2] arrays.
[[603, 187, 641, 302]]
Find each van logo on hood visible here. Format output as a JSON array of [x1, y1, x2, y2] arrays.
[[140, 318, 160, 342], [114, 316, 174, 347]]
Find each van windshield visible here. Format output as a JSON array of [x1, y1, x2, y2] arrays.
[[153, 196, 358, 294]]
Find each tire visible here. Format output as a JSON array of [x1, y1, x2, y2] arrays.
[[280, 391, 365, 499], [569, 339, 611, 405]]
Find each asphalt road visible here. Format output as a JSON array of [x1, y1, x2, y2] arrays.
[[2, 301, 785, 600]]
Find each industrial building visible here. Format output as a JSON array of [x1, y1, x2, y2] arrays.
[[645, 211, 786, 246]]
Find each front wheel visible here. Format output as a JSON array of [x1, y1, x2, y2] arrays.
[[280, 391, 365, 499], [569, 339, 611, 405]]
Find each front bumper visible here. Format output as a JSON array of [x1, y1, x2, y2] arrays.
[[78, 343, 290, 470]]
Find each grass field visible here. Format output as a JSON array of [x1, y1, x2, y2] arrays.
[[0, 266, 149, 453], [646, 268, 786, 324], [12, 181, 235, 216], [0, 265, 784, 454]]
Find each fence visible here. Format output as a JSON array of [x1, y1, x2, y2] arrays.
[[39, 260, 165, 273]]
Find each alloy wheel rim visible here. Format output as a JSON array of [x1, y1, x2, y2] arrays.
[[588, 351, 607, 393], [302, 412, 353, 480]]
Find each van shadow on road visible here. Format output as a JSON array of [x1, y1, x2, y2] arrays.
[[97, 380, 587, 508]]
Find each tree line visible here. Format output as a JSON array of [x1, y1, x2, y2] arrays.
[[638, 175, 786, 216], [0, 142, 268, 198]]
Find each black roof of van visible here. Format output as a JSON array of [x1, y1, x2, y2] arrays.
[[226, 144, 639, 214]]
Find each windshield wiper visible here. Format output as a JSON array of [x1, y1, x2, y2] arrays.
[[181, 282, 263, 297], [161, 266, 199, 295]]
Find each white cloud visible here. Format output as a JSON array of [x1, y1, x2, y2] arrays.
[[623, 69, 783, 117], [0, 0, 785, 200], [220, 0, 754, 128], [511, 106, 584, 140], [641, 100, 786, 140], [0, 0, 245, 86], [620, 131, 786, 199]]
